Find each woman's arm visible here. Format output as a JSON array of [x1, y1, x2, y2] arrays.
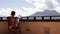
[[19, 15, 22, 18]]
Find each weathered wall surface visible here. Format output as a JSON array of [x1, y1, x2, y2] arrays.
[[0, 21, 8, 34], [20, 21, 60, 34], [0, 21, 60, 34]]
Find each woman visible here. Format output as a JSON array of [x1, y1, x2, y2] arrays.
[[8, 11, 21, 34]]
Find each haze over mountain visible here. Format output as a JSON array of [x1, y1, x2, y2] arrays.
[[31, 9, 60, 16]]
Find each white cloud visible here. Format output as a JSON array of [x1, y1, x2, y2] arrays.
[[46, 0, 60, 9], [24, 0, 60, 13], [55, 7, 60, 13], [22, 7, 36, 16], [25, 0, 47, 10], [0, 0, 60, 17], [25, 0, 32, 3], [0, 8, 23, 17], [0, 8, 36, 17]]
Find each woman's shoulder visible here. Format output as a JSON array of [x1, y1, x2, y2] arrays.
[[7, 16, 18, 20]]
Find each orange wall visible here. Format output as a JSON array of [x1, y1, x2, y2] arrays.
[[20, 21, 60, 34], [0, 21, 60, 34], [0, 21, 8, 33]]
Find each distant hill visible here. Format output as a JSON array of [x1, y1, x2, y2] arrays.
[[31, 10, 60, 16]]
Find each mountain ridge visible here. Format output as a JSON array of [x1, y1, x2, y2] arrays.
[[30, 10, 60, 16]]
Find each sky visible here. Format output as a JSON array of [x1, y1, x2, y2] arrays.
[[0, 0, 60, 17]]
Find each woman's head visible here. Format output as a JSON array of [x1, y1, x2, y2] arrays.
[[11, 11, 16, 17]]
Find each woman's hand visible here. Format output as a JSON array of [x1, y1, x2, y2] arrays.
[[19, 15, 22, 18]]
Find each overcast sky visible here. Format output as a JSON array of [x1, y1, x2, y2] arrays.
[[0, 0, 60, 17]]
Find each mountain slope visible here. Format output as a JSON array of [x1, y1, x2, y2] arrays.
[[31, 10, 60, 16]]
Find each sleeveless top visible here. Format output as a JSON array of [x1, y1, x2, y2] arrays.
[[8, 17, 18, 27]]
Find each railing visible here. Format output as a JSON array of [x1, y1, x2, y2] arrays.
[[0, 16, 60, 21], [21, 16, 60, 20]]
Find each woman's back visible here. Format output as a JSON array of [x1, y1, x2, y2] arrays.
[[8, 17, 18, 27]]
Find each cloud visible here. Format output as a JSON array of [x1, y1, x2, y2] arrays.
[[0, 8, 23, 17], [25, 0, 47, 10], [0, 8, 36, 17], [25, 0, 32, 3], [0, 0, 60, 17], [46, 0, 60, 9], [55, 7, 60, 13], [24, 0, 60, 13]]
